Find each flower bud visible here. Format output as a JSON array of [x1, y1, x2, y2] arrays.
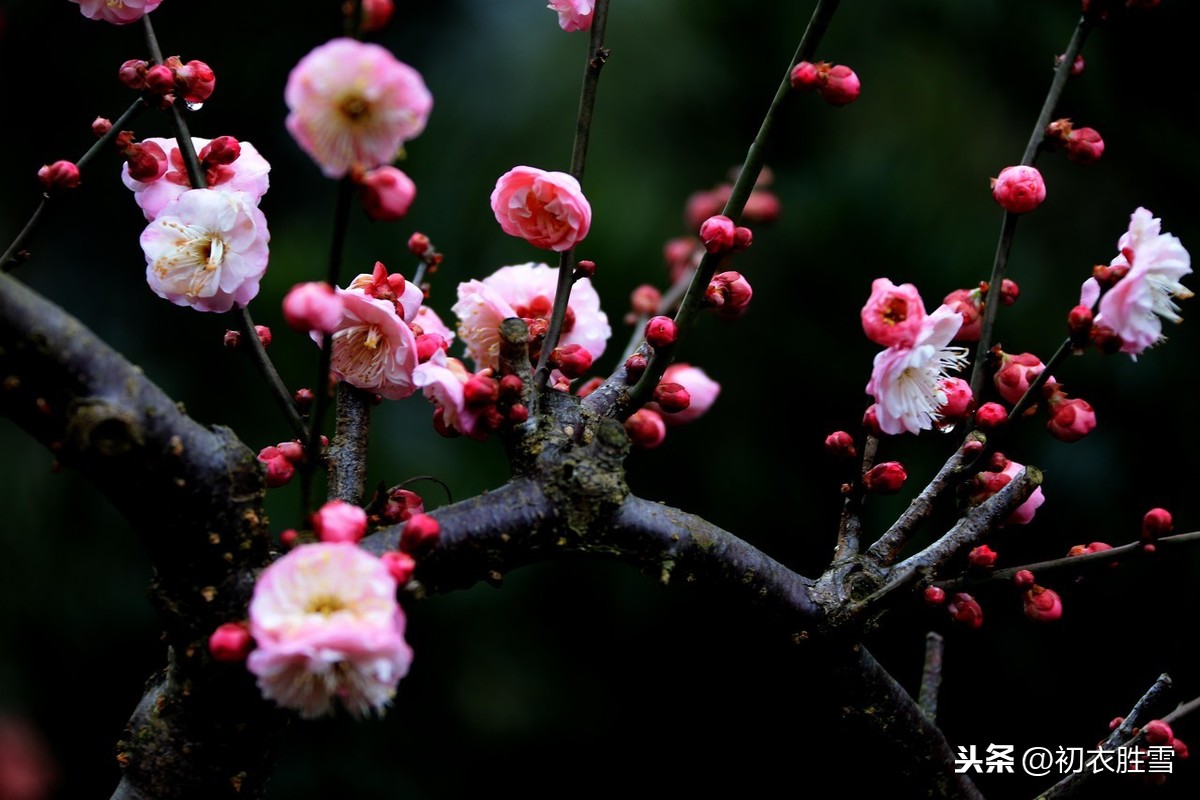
[[991, 165, 1046, 214], [630, 284, 662, 316], [124, 141, 168, 182], [1047, 397, 1097, 443], [92, 117, 113, 137], [355, 165, 416, 221], [463, 374, 500, 407], [380, 550, 416, 584], [400, 513, 441, 554], [254, 324, 272, 349], [863, 461, 907, 494], [257, 447, 295, 488], [360, 0, 395, 32], [943, 288, 983, 342], [1142, 507, 1172, 542], [283, 282, 344, 334], [994, 351, 1046, 405], [789, 61, 821, 90], [1014, 569, 1036, 588], [37, 160, 81, 192], [998, 278, 1020, 306], [208, 622, 253, 662], [699, 215, 737, 254], [575, 259, 596, 279], [312, 499, 368, 544], [645, 316, 678, 348], [199, 136, 241, 167], [1143, 720, 1174, 745], [923, 586, 946, 606], [575, 377, 604, 398], [967, 545, 998, 569], [705, 271, 753, 318], [624, 408, 667, 449], [624, 353, 648, 382], [415, 333, 447, 363], [732, 226, 753, 252], [1066, 126, 1104, 164], [223, 330, 242, 350], [652, 382, 691, 414], [824, 431, 857, 461], [820, 64, 861, 106], [548, 343, 593, 379], [177, 59, 216, 104], [936, 377, 975, 428], [1067, 304, 1094, 342], [407, 232, 430, 256], [1023, 585, 1063, 622], [974, 402, 1008, 429], [1172, 738, 1189, 760], [293, 388, 315, 412], [948, 593, 983, 629], [862, 404, 883, 436], [118, 59, 148, 90], [144, 63, 175, 95]]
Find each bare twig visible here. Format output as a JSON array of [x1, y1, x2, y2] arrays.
[[918, 632, 945, 722]]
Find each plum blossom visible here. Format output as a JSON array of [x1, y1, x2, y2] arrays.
[[865, 306, 969, 435], [69, 0, 161, 24], [122, 137, 271, 220], [861, 278, 925, 347], [324, 286, 420, 400], [285, 38, 432, 178], [452, 263, 610, 371], [140, 189, 270, 312], [548, 0, 594, 31], [1079, 207, 1192, 358], [412, 350, 487, 438], [1001, 458, 1045, 525], [490, 167, 591, 252], [247, 543, 412, 719], [647, 363, 721, 425]]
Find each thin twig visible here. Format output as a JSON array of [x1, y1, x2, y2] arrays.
[[1007, 337, 1072, 422], [918, 632, 945, 722], [833, 435, 877, 561], [234, 308, 309, 440]]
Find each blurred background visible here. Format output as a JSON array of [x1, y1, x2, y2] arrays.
[[2, 0, 1200, 797]]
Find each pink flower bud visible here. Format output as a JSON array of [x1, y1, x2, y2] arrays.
[[415, 333, 447, 363], [824, 431, 857, 460], [355, 165, 416, 221], [361, 0, 395, 32], [624, 353, 648, 382], [1066, 126, 1104, 164], [991, 165, 1046, 214], [1024, 585, 1063, 622], [177, 59, 216, 104], [948, 593, 983, 629], [630, 284, 662, 316], [861, 278, 926, 347], [380, 551, 416, 584], [820, 64, 861, 106], [943, 288, 983, 341], [1068, 304, 1094, 341], [862, 404, 883, 436], [283, 282, 344, 334], [1047, 397, 1097, 443], [400, 513, 440, 554], [144, 63, 175, 95], [463, 375, 499, 407], [293, 388, 315, 412], [313, 499, 368, 544], [624, 408, 667, 449], [276, 441, 304, 463], [699, 214, 737, 254], [575, 259, 597, 279], [923, 586, 946, 606], [508, 403, 529, 424], [118, 59, 148, 90], [92, 116, 113, 137], [1143, 720, 1174, 746], [968, 545, 998, 569], [37, 160, 81, 192], [790, 61, 821, 90], [1172, 738, 1189, 760], [936, 377, 975, 428], [498, 374, 524, 398], [863, 461, 907, 494], [645, 316, 678, 348], [258, 448, 295, 488], [732, 226, 753, 252], [548, 343, 593, 379], [254, 324, 272, 349], [998, 278, 1020, 306], [124, 141, 167, 182], [199, 136, 241, 167], [994, 352, 1046, 405], [705, 271, 753, 318], [408, 232, 430, 256], [652, 382, 691, 414], [209, 622, 254, 662], [1014, 569, 1036, 588], [974, 402, 1008, 429], [1142, 507, 1173, 541]]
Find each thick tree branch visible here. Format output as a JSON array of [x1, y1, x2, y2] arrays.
[[327, 383, 373, 504]]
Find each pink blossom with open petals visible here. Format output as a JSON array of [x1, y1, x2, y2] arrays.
[[323, 288, 419, 400], [247, 543, 412, 719], [491, 167, 591, 252], [285, 38, 432, 178], [648, 363, 721, 425], [861, 278, 926, 347], [122, 137, 271, 221], [452, 262, 610, 371], [866, 306, 969, 435], [140, 189, 270, 312], [69, 0, 161, 24], [548, 0, 594, 31], [412, 350, 486, 438], [1079, 207, 1192, 358]]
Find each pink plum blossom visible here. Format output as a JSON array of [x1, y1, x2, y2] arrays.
[[412, 350, 487, 438], [247, 543, 412, 719], [1079, 207, 1192, 358], [121, 137, 271, 221], [991, 165, 1046, 214], [324, 287, 419, 400], [69, 0, 162, 24], [283, 282, 345, 335], [285, 38, 432, 178], [312, 499, 368, 544], [1001, 459, 1045, 525], [865, 306, 969, 435], [414, 305, 455, 345], [452, 263, 610, 371], [140, 189, 270, 313], [548, 0, 594, 32], [354, 165, 416, 221], [861, 278, 926, 347], [490, 167, 592, 252], [647, 363, 721, 425]]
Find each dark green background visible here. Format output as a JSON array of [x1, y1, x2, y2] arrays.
[[2, 1, 1199, 797]]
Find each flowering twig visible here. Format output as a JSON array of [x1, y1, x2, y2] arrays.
[[833, 434, 878, 562], [602, 0, 843, 418], [967, 17, 1092, 401], [918, 631, 945, 722], [1007, 337, 1072, 422], [534, 0, 612, 391], [866, 432, 986, 567], [618, 267, 693, 363], [234, 308, 309, 440]]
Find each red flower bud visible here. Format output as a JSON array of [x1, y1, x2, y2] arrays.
[[967, 545, 998, 569], [208, 622, 253, 662], [974, 402, 1009, 429], [991, 165, 1046, 214], [699, 214, 737, 254], [548, 343, 593, 379], [1014, 569, 1036, 588], [823, 431, 857, 460], [124, 141, 168, 183], [575, 259, 596, 279], [144, 63, 175, 95], [463, 375, 500, 407], [408, 232, 430, 256], [624, 353, 648, 382], [705, 271, 753, 318], [652, 382, 691, 414], [863, 461, 907, 494], [361, 0, 395, 32], [789, 61, 821, 90], [37, 160, 81, 192], [177, 59, 216, 104], [820, 64, 861, 106], [624, 408, 666, 449], [630, 284, 662, 316], [1144, 720, 1174, 746], [1047, 397, 1097, 443], [400, 513, 441, 554], [923, 586, 946, 606], [91, 117, 113, 137], [380, 551, 416, 584], [948, 593, 983, 629], [645, 316, 678, 348], [1142, 508, 1172, 542], [118, 59, 149, 90], [1023, 585, 1063, 622]]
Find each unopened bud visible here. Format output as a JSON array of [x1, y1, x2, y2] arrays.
[[355, 165, 416, 221], [1047, 397, 1096, 443], [279, 529, 300, 550], [208, 622, 253, 662], [407, 232, 430, 256], [991, 165, 1046, 214], [199, 136, 241, 166], [967, 545, 998, 569], [507, 403, 529, 424], [575, 259, 596, 279], [645, 316, 678, 348], [380, 551, 416, 584], [823, 431, 857, 461], [1143, 720, 1174, 746], [863, 404, 883, 436], [820, 64, 861, 106], [548, 343, 593, 379], [257, 447, 295, 488], [177, 59, 216, 104], [624, 353, 648, 382], [705, 271, 753, 318], [624, 408, 666, 449], [699, 214, 737, 254], [863, 461, 907, 494], [124, 141, 168, 183], [630, 284, 662, 316], [948, 593, 984, 629], [923, 586, 946, 606], [254, 324, 272, 348], [463, 374, 500, 407], [38, 160, 81, 192], [144, 63, 175, 95], [732, 226, 753, 252], [118, 59, 148, 90], [400, 513, 441, 554], [974, 402, 1008, 429], [999, 278, 1020, 306], [312, 499, 368, 544], [1023, 585, 1063, 622], [293, 388, 315, 412], [1142, 507, 1172, 542], [222, 330, 241, 349], [91, 117, 113, 138], [360, 0, 396, 32], [789, 61, 821, 91], [652, 382, 691, 414], [1014, 569, 1036, 588], [1068, 304, 1094, 342]]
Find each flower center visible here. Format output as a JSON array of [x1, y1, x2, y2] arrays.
[[332, 324, 390, 387], [881, 296, 909, 325], [305, 594, 348, 616], [151, 220, 226, 299], [338, 94, 373, 124]]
